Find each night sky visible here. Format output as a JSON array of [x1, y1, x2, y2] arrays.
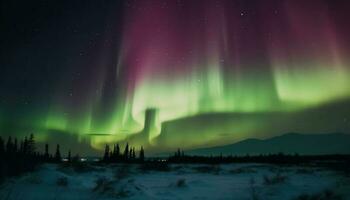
[[1, 0, 350, 155]]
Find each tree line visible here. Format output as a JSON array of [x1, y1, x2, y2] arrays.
[[168, 148, 350, 164], [102, 143, 145, 163], [0, 134, 40, 183], [0, 133, 149, 184], [1, 134, 349, 184]]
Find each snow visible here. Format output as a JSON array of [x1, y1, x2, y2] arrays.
[[0, 163, 349, 200]]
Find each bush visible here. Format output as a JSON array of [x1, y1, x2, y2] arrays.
[[249, 178, 259, 200], [59, 162, 96, 173], [193, 165, 221, 174], [263, 173, 287, 185], [295, 168, 314, 174], [114, 165, 130, 180], [230, 167, 256, 174], [176, 178, 186, 187], [93, 177, 114, 194], [115, 187, 130, 198], [26, 175, 42, 184], [71, 162, 95, 173], [294, 189, 343, 200], [56, 177, 68, 187], [139, 162, 170, 172]]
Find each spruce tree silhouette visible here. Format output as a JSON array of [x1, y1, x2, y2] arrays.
[[44, 144, 49, 161], [116, 144, 120, 160], [176, 148, 181, 158], [14, 138, 18, 153], [0, 137, 4, 156], [68, 150, 71, 162], [129, 147, 133, 160], [103, 144, 110, 162], [6, 136, 13, 154], [19, 140, 24, 153], [112, 144, 117, 161], [0, 137, 3, 183], [124, 143, 129, 161], [139, 146, 145, 162], [28, 134, 35, 155], [109, 150, 113, 160], [132, 147, 136, 159], [55, 144, 61, 162], [23, 136, 28, 154]]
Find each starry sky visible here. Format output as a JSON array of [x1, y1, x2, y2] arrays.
[[1, 0, 350, 155]]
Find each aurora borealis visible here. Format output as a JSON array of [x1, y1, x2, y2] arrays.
[[1, 0, 350, 155]]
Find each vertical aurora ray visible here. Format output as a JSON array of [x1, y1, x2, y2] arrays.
[[1, 0, 350, 153], [112, 0, 350, 149]]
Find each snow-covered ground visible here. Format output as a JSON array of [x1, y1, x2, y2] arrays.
[[0, 163, 349, 200]]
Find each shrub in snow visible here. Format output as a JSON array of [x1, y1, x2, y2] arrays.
[[93, 176, 132, 198], [295, 168, 314, 174], [263, 173, 287, 185], [93, 177, 114, 194], [176, 178, 186, 187], [56, 177, 68, 187], [115, 186, 130, 198], [71, 162, 95, 173], [294, 189, 343, 200], [230, 167, 257, 174], [25, 175, 42, 184], [114, 165, 130, 180], [193, 165, 221, 174], [249, 177, 259, 200], [139, 162, 170, 172]]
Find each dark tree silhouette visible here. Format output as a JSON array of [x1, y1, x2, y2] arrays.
[[132, 147, 136, 159], [123, 143, 129, 161], [55, 144, 61, 162], [13, 138, 18, 153], [0, 137, 4, 156], [28, 133, 35, 155], [44, 144, 49, 160], [139, 146, 145, 161], [19, 140, 24, 153], [103, 144, 110, 162], [111, 144, 117, 160], [68, 150, 71, 162], [129, 147, 132, 160], [116, 144, 120, 158], [6, 136, 13, 154], [23, 136, 28, 154]]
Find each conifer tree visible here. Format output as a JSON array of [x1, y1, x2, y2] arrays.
[[44, 144, 49, 160], [132, 147, 136, 159], [6, 136, 13, 154], [116, 144, 120, 159], [68, 150, 71, 162], [19, 140, 24, 154], [123, 143, 129, 161], [55, 144, 61, 162], [0, 137, 4, 155], [13, 138, 18, 153], [103, 144, 110, 161], [28, 134, 35, 155], [178, 148, 182, 157], [129, 147, 132, 160], [23, 136, 28, 154], [139, 146, 145, 162], [111, 144, 116, 160]]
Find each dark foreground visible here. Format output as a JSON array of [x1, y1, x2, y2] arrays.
[[0, 161, 349, 200]]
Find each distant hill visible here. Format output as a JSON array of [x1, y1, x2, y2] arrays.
[[187, 133, 350, 155]]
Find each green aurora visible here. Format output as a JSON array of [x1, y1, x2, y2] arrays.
[[1, 0, 350, 155]]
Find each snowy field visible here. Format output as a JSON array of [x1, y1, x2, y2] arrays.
[[0, 163, 349, 200]]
